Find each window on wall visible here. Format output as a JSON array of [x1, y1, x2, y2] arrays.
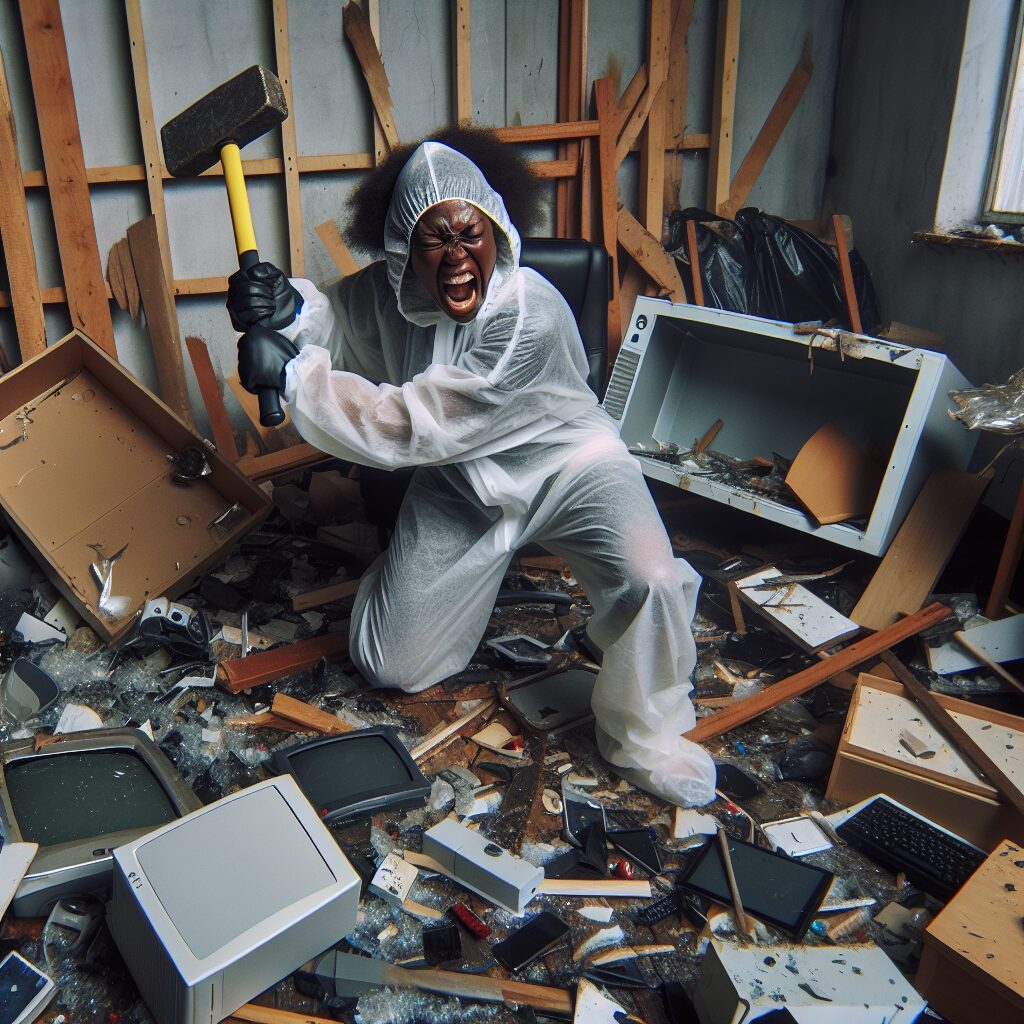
[[985, 6, 1024, 222]]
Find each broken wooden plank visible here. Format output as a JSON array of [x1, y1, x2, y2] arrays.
[[231, 1004, 342, 1024], [224, 711, 304, 732], [238, 442, 332, 482], [184, 335, 241, 461], [218, 633, 350, 693], [851, 470, 991, 631], [272, 0, 305, 277], [880, 652, 1024, 819], [126, 215, 193, 425], [684, 219, 704, 304], [19, 0, 116, 355], [343, 1, 400, 152], [410, 699, 497, 761], [0, 48, 46, 360], [617, 205, 687, 302], [721, 40, 812, 219], [615, 76, 666, 169], [685, 602, 952, 743], [706, 0, 741, 215], [116, 238, 141, 319], [616, 64, 649, 130], [832, 213, 863, 334], [292, 578, 362, 612], [538, 878, 652, 898], [271, 692, 354, 735], [315, 220, 361, 277], [106, 242, 128, 311]]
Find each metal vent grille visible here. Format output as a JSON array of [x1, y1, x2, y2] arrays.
[[601, 347, 641, 420]]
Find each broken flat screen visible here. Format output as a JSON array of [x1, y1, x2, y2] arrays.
[[272, 726, 431, 825]]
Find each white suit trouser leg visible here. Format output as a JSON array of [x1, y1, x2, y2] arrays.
[[350, 458, 717, 807]]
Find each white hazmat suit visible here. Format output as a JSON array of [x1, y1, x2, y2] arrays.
[[279, 142, 717, 807]]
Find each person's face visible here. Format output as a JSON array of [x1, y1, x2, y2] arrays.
[[409, 200, 497, 323]]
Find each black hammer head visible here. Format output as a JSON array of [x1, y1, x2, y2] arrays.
[[161, 65, 287, 177]]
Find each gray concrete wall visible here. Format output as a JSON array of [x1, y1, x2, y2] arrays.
[[0, 0, 843, 446], [824, 0, 1024, 515]]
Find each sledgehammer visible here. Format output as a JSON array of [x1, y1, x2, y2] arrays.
[[161, 65, 289, 426]]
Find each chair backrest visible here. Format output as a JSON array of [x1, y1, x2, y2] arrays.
[[519, 238, 609, 400]]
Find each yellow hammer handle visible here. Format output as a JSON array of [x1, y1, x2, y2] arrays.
[[220, 142, 257, 256]]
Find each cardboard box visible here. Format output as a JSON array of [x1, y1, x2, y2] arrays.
[[826, 674, 1024, 850], [0, 331, 271, 642], [605, 298, 976, 555], [693, 938, 926, 1023], [916, 838, 1024, 1024]]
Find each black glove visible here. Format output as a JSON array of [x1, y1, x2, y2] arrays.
[[238, 323, 299, 394], [226, 261, 303, 333]]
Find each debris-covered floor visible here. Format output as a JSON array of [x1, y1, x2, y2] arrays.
[[0, 465, 1019, 1024]]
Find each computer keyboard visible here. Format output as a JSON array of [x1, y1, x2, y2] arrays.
[[835, 796, 986, 902]]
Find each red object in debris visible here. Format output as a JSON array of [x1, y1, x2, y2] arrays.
[[451, 902, 491, 939], [503, 737, 524, 752], [613, 859, 636, 880]]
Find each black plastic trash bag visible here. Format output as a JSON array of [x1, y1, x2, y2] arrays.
[[666, 207, 882, 334]]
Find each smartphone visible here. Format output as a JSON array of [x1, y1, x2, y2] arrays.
[[0, 952, 55, 1024], [680, 834, 833, 938], [491, 911, 569, 972]]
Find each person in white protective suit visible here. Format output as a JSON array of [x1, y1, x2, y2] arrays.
[[229, 133, 717, 807]]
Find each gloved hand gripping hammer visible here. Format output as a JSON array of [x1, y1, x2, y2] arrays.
[[161, 65, 293, 427]]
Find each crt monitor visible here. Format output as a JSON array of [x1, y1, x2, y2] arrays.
[[0, 727, 201, 917], [272, 726, 431, 825]]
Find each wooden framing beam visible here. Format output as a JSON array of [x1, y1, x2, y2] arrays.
[[664, 0, 695, 211], [615, 77, 665, 169], [218, 633, 350, 693], [639, 0, 671, 236], [593, 77, 622, 365], [453, 0, 472, 124], [706, 0, 741, 216], [0, 47, 45, 360], [237, 442, 331, 482], [19, 0, 116, 355], [344, 1, 400, 152], [617, 204, 686, 302], [685, 602, 952, 743], [272, 0, 305, 277], [184, 335, 240, 461], [721, 40, 812, 218], [556, 0, 588, 237], [315, 220, 361, 277]]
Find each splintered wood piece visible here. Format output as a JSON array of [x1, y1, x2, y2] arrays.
[[315, 220, 361, 277], [0, 49, 46, 360], [224, 711, 304, 733], [106, 241, 128, 310], [19, 0, 116, 355], [117, 238, 141, 319], [409, 699, 496, 761], [270, 693, 353, 735], [726, 580, 746, 635], [292, 578, 362, 612], [617, 204, 687, 301], [127, 215, 193, 424], [685, 602, 952, 743], [879, 651, 1024, 819], [184, 335, 240, 461], [722, 40, 813, 218], [693, 418, 723, 455], [538, 878, 652, 898], [343, 1, 400, 151], [218, 633, 350, 693], [852, 470, 991, 630], [832, 213, 862, 333], [684, 218, 704, 304]]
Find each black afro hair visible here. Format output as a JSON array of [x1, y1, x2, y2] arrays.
[[344, 125, 544, 255]]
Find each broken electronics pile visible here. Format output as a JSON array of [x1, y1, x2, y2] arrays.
[[0, 378, 1021, 1024]]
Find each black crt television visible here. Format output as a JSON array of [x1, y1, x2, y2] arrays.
[[0, 728, 202, 917], [272, 726, 431, 826]]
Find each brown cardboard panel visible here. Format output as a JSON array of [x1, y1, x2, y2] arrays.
[[0, 330, 272, 641], [785, 422, 883, 525], [51, 475, 236, 636], [0, 371, 170, 550]]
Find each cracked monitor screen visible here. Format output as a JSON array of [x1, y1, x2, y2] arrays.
[[5, 750, 179, 846]]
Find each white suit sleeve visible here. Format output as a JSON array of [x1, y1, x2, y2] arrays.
[[282, 275, 597, 470]]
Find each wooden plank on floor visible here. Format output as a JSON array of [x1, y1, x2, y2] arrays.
[[706, 0, 741, 216], [685, 602, 952, 743], [273, 0, 305, 277], [126, 215, 193, 425], [0, 48, 45, 360], [721, 40, 812, 218], [851, 469, 991, 631], [184, 335, 240, 461], [343, 1, 400, 152], [219, 633, 350, 693], [19, 0, 116, 355]]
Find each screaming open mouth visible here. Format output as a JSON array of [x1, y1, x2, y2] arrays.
[[441, 270, 479, 315]]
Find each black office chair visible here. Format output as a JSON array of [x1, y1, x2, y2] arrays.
[[360, 238, 611, 533]]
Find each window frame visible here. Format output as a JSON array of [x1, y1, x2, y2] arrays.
[[984, 2, 1024, 224]]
